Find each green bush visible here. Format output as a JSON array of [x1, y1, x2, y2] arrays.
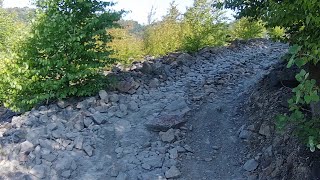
[[230, 17, 266, 40], [108, 27, 145, 65], [223, 0, 320, 151], [267, 26, 285, 41], [144, 21, 182, 56], [182, 0, 229, 52], [0, 0, 122, 111], [143, 2, 183, 56], [0, 8, 15, 53]]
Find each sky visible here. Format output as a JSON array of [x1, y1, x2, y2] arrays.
[[3, 0, 195, 25]]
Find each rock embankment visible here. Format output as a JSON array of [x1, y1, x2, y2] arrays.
[[0, 39, 288, 180]]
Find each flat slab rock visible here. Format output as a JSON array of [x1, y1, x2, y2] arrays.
[[145, 114, 187, 132]]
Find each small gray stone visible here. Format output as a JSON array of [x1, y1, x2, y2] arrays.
[[91, 112, 107, 125], [128, 101, 139, 111], [176, 146, 186, 153], [243, 159, 259, 172], [55, 156, 74, 171], [119, 104, 128, 112], [83, 144, 94, 156], [212, 146, 220, 150], [99, 90, 108, 101], [74, 136, 84, 150], [140, 61, 153, 74], [169, 148, 178, 159], [116, 172, 128, 180], [159, 129, 175, 143], [30, 165, 46, 179], [109, 94, 119, 102], [20, 141, 34, 153], [145, 114, 187, 132], [115, 147, 123, 154], [184, 145, 193, 152], [117, 78, 139, 93], [109, 165, 120, 177], [142, 155, 164, 168], [259, 123, 271, 137], [165, 166, 181, 179], [149, 78, 160, 88], [57, 100, 69, 109], [164, 99, 189, 113], [41, 153, 57, 162], [61, 170, 71, 178], [239, 129, 252, 139], [84, 118, 93, 128], [142, 163, 152, 170]]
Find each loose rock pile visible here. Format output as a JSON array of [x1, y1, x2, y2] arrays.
[[0, 39, 290, 180]]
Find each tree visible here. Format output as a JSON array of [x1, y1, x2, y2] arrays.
[[182, 0, 229, 52], [108, 27, 145, 65], [222, 0, 320, 150], [230, 17, 266, 40], [1, 0, 122, 111], [143, 1, 183, 56], [147, 5, 156, 25], [118, 20, 145, 37], [0, 8, 15, 53]]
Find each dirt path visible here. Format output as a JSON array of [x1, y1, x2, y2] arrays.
[[180, 41, 288, 180]]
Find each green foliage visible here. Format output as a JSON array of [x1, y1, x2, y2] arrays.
[[0, 0, 122, 111], [108, 27, 145, 65], [143, 1, 183, 56], [222, 0, 320, 150], [5, 7, 36, 24], [0, 8, 15, 53], [182, 0, 229, 52], [118, 20, 145, 37], [267, 26, 285, 41], [230, 17, 266, 40]]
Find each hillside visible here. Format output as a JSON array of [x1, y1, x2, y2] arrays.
[[1, 39, 317, 180]]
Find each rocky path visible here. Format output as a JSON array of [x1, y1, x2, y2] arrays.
[[180, 46, 282, 180], [0, 39, 288, 180]]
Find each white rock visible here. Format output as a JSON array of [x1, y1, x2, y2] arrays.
[[20, 140, 34, 153], [30, 165, 46, 179], [99, 90, 108, 101]]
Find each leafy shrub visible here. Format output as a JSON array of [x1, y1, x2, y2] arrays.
[[144, 21, 183, 56], [0, 0, 122, 111], [182, 0, 229, 52], [0, 8, 15, 53], [143, 2, 183, 56], [223, 0, 320, 150], [267, 26, 285, 41], [230, 17, 266, 40], [108, 27, 145, 65]]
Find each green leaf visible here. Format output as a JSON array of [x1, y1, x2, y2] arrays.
[[289, 44, 302, 55], [287, 55, 295, 68], [304, 95, 312, 104]]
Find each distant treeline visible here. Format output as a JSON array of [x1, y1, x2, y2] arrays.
[[108, 0, 285, 65]]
